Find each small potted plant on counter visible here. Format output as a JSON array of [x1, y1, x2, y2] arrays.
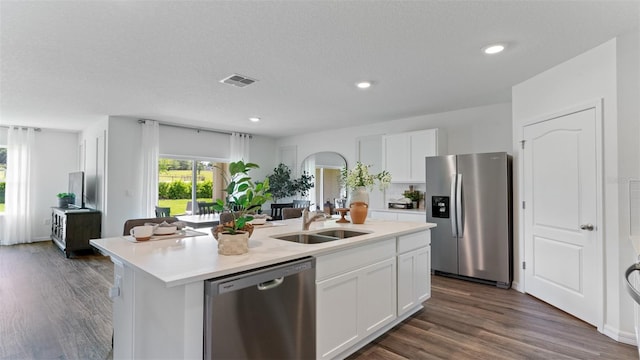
[[212, 160, 271, 255], [403, 186, 423, 209], [57, 193, 75, 208]]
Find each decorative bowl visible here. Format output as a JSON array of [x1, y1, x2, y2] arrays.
[[154, 225, 177, 235]]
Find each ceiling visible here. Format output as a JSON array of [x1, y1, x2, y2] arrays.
[[1, 1, 638, 138]]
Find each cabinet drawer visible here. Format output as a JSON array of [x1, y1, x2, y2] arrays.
[[316, 238, 395, 281], [370, 211, 397, 221], [397, 213, 425, 223], [397, 231, 430, 254]]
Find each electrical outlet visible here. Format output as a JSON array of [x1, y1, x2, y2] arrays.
[[43, 218, 51, 225]]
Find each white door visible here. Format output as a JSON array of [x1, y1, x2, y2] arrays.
[[523, 105, 601, 327]]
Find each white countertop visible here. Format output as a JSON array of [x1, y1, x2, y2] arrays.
[[90, 218, 435, 288]]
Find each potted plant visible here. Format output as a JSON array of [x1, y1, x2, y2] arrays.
[[340, 162, 391, 224], [403, 187, 423, 209], [293, 171, 314, 198], [268, 163, 295, 203], [57, 192, 75, 208], [212, 160, 271, 255]]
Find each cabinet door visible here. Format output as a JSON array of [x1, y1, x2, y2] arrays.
[[316, 270, 360, 360], [383, 133, 410, 182], [397, 246, 431, 315], [359, 258, 396, 337], [414, 246, 431, 303], [409, 129, 438, 182], [397, 251, 416, 314]]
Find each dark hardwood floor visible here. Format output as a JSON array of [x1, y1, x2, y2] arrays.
[[349, 276, 637, 360], [0, 241, 113, 360], [0, 241, 637, 360]]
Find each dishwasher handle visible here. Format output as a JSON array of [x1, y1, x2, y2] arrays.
[[258, 277, 284, 291], [625, 262, 640, 305]]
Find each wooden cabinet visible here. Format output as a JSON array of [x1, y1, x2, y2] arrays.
[[316, 238, 396, 360], [382, 129, 446, 183], [51, 208, 101, 258], [397, 231, 431, 316]]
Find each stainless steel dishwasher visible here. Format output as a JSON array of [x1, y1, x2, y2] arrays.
[[204, 257, 316, 359]]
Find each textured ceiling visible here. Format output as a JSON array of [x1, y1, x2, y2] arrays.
[[1, 1, 638, 137]]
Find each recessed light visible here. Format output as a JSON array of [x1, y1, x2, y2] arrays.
[[249, 117, 260, 122], [356, 81, 372, 89], [483, 44, 505, 55]]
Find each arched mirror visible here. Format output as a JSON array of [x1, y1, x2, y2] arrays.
[[301, 152, 347, 211]]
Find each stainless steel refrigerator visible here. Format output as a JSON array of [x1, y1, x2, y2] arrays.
[[426, 152, 513, 288]]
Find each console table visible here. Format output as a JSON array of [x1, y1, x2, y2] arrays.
[[51, 208, 101, 258]]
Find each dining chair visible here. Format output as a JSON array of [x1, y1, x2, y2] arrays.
[[198, 202, 215, 215], [219, 211, 242, 225], [270, 203, 293, 220], [282, 207, 304, 220], [155, 206, 171, 217], [186, 201, 199, 215], [122, 217, 179, 236], [292, 200, 310, 209]]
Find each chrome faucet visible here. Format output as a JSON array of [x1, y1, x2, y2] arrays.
[[302, 208, 327, 230]]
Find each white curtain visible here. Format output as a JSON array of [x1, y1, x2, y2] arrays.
[[229, 132, 251, 162], [140, 120, 159, 217], [2, 127, 35, 245]]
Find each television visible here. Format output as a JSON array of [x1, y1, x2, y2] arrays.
[[68, 171, 85, 209]]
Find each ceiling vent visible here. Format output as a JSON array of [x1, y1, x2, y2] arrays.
[[219, 74, 258, 88]]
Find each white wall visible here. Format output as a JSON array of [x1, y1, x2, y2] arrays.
[[276, 102, 512, 176], [615, 27, 640, 342], [80, 117, 278, 237], [0, 129, 79, 242], [512, 35, 638, 343]]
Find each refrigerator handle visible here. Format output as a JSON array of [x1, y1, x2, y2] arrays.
[[456, 173, 463, 238], [450, 174, 457, 237]]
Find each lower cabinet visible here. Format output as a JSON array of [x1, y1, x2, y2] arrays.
[[316, 239, 396, 360], [397, 246, 431, 314], [370, 210, 426, 223], [397, 231, 431, 316]]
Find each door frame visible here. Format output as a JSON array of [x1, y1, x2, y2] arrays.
[[518, 99, 604, 331]]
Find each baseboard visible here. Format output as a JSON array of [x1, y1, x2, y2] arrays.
[[603, 324, 638, 346], [511, 280, 524, 293]]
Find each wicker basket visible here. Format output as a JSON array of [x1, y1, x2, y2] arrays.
[[212, 222, 254, 240]]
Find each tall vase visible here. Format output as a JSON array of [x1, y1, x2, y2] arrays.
[[349, 187, 369, 224]]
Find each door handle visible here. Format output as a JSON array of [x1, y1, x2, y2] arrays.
[[580, 224, 595, 231], [450, 174, 457, 238], [456, 174, 463, 238], [257, 277, 284, 291]]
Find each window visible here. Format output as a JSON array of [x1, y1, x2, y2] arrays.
[[157, 158, 227, 216], [0, 147, 6, 213]]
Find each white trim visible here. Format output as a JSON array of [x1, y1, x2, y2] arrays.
[[603, 324, 638, 346], [519, 98, 605, 332]]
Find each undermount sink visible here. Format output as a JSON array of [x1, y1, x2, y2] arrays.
[[314, 229, 369, 239], [273, 229, 370, 244], [274, 233, 342, 244]]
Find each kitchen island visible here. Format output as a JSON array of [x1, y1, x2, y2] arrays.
[[91, 218, 435, 359]]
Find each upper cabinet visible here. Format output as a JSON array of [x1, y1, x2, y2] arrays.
[[382, 129, 446, 183]]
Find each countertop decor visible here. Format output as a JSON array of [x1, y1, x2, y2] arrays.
[[211, 160, 271, 255]]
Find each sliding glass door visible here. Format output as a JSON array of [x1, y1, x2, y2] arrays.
[[157, 157, 227, 216]]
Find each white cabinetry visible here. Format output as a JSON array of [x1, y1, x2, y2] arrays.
[[382, 129, 446, 183], [397, 231, 431, 315], [370, 210, 426, 223], [316, 239, 396, 360]]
